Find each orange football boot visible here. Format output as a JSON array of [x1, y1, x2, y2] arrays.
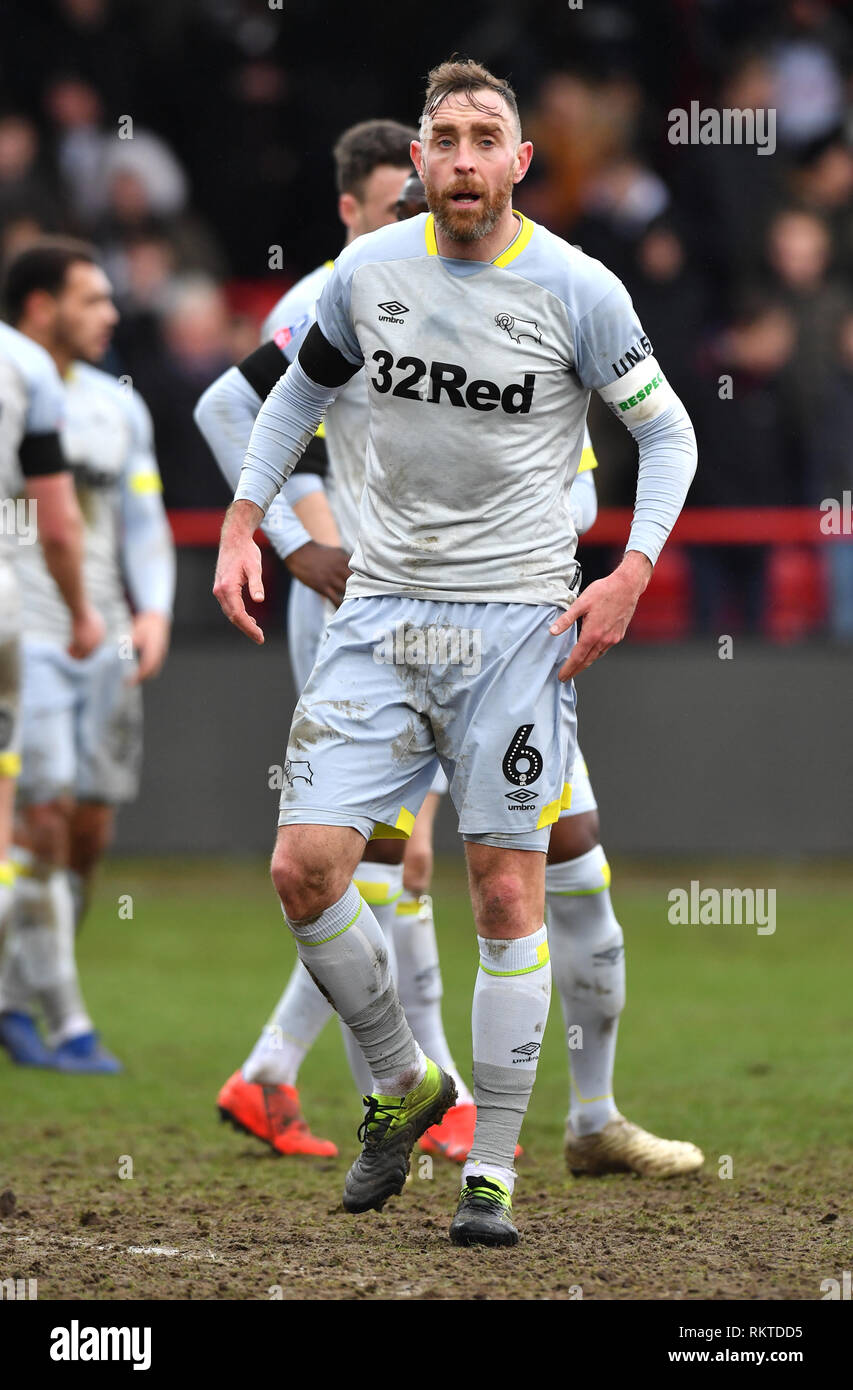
[[419, 1102, 524, 1164], [217, 1070, 338, 1157]]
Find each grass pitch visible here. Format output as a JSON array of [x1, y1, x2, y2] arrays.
[[1, 857, 850, 1300]]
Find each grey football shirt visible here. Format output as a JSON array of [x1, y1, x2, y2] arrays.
[[0, 321, 66, 566], [19, 364, 166, 644], [262, 262, 368, 555], [312, 212, 671, 608]]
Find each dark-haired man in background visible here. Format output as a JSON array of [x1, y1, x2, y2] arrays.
[[0, 238, 174, 1072]]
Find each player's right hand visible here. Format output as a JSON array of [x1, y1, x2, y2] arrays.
[[214, 502, 266, 643], [286, 540, 351, 606], [68, 602, 106, 660]]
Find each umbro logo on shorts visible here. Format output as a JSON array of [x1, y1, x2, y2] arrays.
[[505, 788, 538, 811], [377, 300, 409, 323]]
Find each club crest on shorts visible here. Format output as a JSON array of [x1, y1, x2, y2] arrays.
[[284, 758, 314, 786], [495, 313, 541, 345]]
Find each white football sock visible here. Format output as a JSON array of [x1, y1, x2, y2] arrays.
[[11, 859, 93, 1045], [244, 863, 406, 1095], [0, 860, 14, 951], [286, 882, 424, 1096], [393, 891, 473, 1105], [67, 869, 87, 932], [338, 860, 404, 1094], [465, 925, 552, 1193], [0, 932, 29, 1013], [546, 845, 625, 1135], [350, 858, 401, 977], [0, 851, 30, 1012], [242, 960, 334, 1087]]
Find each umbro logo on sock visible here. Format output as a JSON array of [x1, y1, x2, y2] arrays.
[[511, 1042, 540, 1062], [593, 946, 625, 965]]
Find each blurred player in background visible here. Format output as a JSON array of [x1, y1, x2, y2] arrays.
[[196, 122, 477, 1159], [551, 455, 702, 1179], [0, 239, 175, 1073], [0, 318, 103, 954], [215, 58, 698, 1245]]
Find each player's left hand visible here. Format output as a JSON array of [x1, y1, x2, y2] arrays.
[[213, 500, 266, 643], [551, 550, 653, 681], [129, 611, 172, 685]]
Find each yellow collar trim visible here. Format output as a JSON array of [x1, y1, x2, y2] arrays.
[[424, 210, 534, 268]]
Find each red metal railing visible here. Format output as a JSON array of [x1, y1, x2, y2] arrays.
[[167, 507, 837, 547]]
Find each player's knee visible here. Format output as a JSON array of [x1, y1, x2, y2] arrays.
[[474, 871, 530, 932], [270, 843, 334, 918]]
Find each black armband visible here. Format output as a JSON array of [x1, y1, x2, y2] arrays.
[[238, 340, 288, 399], [19, 431, 68, 478], [298, 322, 361, 388]]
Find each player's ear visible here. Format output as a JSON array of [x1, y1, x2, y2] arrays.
[[24, 288, 57, 330], [410, 140, 424, 178], [338, 192, 358, 232], [513, 140, 534, 184]]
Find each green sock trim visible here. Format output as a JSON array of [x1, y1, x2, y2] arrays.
[[299, 897, 362, 946], [548, 883, 609, 897], [479, 958, 549, 977]]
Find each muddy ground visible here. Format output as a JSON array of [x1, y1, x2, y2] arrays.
[[1, 1146, 847, 1301]]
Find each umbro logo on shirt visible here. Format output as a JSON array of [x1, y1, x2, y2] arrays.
[[377, 300, 409, 323]]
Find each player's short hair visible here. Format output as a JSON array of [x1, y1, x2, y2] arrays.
[[421, 57, 521, 141], [332, 120, 417, 199], [4, 236, 99, 324]]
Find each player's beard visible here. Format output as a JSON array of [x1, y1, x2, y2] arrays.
[[424, 166, 516, 245]]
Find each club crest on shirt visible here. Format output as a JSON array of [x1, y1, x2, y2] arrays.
[[495, 313, 541, 345]]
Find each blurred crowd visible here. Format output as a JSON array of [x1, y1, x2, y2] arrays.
[[0, 0, 851, 638]]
